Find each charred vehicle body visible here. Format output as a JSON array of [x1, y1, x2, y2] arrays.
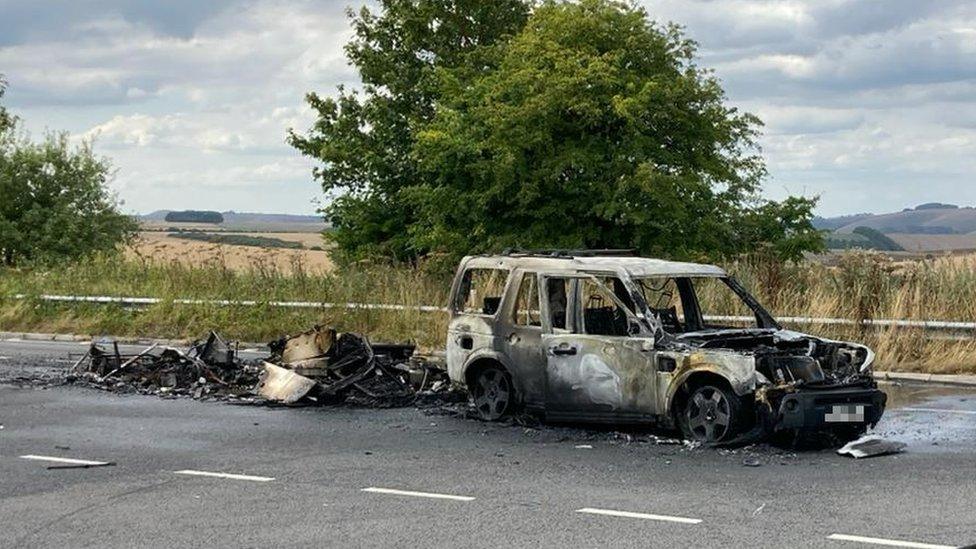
[[446, 251, 886, 443]]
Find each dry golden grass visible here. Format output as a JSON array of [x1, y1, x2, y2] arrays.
[[724, 251, 976, 373], [126, 232, 334, 274], [3, 249, 976, 373]]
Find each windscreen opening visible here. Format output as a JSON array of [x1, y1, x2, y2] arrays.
[[635, 276, 762, 333], [692, 277, 760, 330]]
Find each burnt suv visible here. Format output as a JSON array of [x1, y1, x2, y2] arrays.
[[446, 250, 886, 443]]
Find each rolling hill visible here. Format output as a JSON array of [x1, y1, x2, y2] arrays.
[[816, 203, 976, 252], [834, 208, 976, 235]]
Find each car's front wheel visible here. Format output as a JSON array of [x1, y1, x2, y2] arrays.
[[471, 366, 514, 421], [679, 384, 743, 443]]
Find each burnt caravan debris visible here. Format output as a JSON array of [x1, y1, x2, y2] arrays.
[[75, 327, 446, 406], [446, 250, 886, 443]]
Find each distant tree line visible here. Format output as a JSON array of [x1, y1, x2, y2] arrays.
[[912, 202, 959, 211], [168, 232, 303, 249], [825, 227, 904, 252], [165, 210, 224, 224]]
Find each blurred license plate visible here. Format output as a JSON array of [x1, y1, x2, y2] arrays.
[[825, 404, 865, 423]]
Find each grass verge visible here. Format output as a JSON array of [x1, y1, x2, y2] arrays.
[[2, 251, 975, 372]]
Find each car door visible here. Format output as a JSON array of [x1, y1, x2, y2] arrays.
[[541, 275, 660, 422], [446, 266, 511, 382], [500, 270, 546, 410]]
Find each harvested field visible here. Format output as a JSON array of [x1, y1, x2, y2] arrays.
[[889, 233, 976, 253], [140, 220, 327, 233], [127, 232, 334, 273]]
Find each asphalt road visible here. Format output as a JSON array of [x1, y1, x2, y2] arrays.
[[1, 339, 975, 548]]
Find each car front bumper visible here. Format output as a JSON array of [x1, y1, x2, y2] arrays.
[[771, 385, 887, 431]]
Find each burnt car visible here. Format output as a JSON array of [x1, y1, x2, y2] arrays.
[[446, 250, 886, 443]]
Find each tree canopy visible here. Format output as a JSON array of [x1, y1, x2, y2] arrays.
[[0, 79, 137, 266], [289, 0, 529, 262], [0, 78, 12, 134], [292, 0, 823, 264]]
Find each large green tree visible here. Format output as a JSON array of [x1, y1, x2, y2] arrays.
[[294, 0, 822, 263], [0, 77, 13, 135], [0, 79, 137, 266], [289, 0, 530, 261]]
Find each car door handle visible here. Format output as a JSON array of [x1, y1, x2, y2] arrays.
[[550, 346, 578, 356]]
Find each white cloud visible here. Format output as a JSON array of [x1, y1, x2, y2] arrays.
[[641, 0, 976, 214], [3, 0, 976, 215], [1, 0, 355, 214]]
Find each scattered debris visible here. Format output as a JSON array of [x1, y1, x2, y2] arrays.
[[260, 325, 445, 406], [75, 335, 260, 400], [70, 325, 450, 408], [255, 363, 318, 404], [47, 462, 116, 470], [192, 331, 238, 369], [837, 436, 907, 458]]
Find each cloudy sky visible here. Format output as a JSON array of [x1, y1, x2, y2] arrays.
[[2, 0, 976, 216]]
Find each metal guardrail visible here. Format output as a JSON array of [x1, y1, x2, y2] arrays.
[[9, 294, 448, 313], [8, 294, 976, 332], [703, 315, 976, 331]]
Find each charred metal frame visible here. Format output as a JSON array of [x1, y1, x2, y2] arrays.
[[446, 252, 887, 439]]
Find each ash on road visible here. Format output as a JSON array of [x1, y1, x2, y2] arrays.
[[1, 339, 974, 548]]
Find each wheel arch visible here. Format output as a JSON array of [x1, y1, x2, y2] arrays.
[[462, 352, 518, 395], [667, 369, 740, 421]]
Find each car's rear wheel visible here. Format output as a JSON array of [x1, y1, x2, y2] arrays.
[[471, 366, 514, 421], [679, 384, 743, 443]]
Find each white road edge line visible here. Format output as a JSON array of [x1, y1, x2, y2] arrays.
[[903, 407, 976, 416], [361, 487, 475, 501], [173, 470, 275, 482], [827, 533, 956, 549], [576, 507, 702, 524], [20, 455, 109, 466]]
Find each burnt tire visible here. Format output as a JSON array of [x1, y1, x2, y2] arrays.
[[471, 366, 515, 421], [679, 384, 744, 443]]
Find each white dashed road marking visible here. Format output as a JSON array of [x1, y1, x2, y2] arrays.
[[827, 533, 956, 548], [576, 507, 702, 525], [904, 407, 976, 416], [361, 487, 475, 501], [174, 470, 275, 482], [20, 455, 111, 466]]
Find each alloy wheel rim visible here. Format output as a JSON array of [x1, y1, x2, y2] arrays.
[[474, 369, 510, 420], [686, 387, 731, 442]]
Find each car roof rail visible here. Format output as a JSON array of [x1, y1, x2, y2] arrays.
[[499, 248, 638, 258]]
